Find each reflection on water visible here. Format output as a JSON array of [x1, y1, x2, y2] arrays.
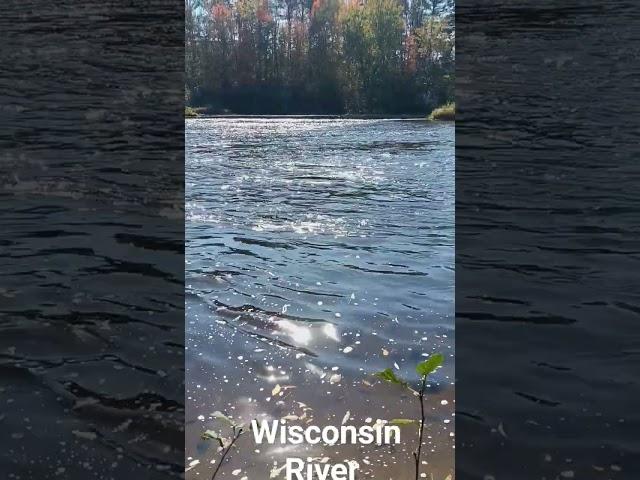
[[186, 118, 454, 479]]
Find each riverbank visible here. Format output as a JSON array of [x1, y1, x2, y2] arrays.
[[185, 106, 446, 120], [428, 103, 455, 121], [185, 112, 429, 121], [185, 106, 199, 118]]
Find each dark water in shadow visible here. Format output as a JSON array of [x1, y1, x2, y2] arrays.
[[456, 1, 640, 479], [0, 199, 184, 477], [186, 118, 454, 479], [0, 2, 184, 477]]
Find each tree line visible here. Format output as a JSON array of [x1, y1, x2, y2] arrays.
[[186, 0, 454, 114]]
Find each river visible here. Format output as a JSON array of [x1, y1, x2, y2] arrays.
[[185, 118, 454, 479]]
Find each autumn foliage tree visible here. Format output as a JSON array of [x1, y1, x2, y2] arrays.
[[186, 0, 454, 113]]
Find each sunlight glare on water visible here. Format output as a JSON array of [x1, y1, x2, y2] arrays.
[[186, 118, 454, 480]]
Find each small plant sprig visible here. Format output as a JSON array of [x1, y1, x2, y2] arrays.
[[375, 353, 444, 480], [201, 412, 247, 480]]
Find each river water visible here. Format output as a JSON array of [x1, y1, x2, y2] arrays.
[[185, 118, 454, 479]]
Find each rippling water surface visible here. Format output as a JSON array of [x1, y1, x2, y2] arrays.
[[186, 118, 454, 479]]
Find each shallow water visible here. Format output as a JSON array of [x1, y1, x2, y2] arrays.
[[185, 118, 454, 479]]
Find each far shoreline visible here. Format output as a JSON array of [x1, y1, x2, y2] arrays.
[[186, 113, 453, 121]]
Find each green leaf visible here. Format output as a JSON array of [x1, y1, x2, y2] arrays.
[[389, 418, 415, 425], [201, 429, 220, 440], [201, 429, 226, 449], [375, 368, 402, 384], [211, 411, 235, 425], [416, 353, 444, 378], [374, 368, 396, 383]]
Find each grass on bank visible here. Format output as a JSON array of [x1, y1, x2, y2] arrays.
[[185, 106, 200, 118], [428, 102, 455, 121]]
